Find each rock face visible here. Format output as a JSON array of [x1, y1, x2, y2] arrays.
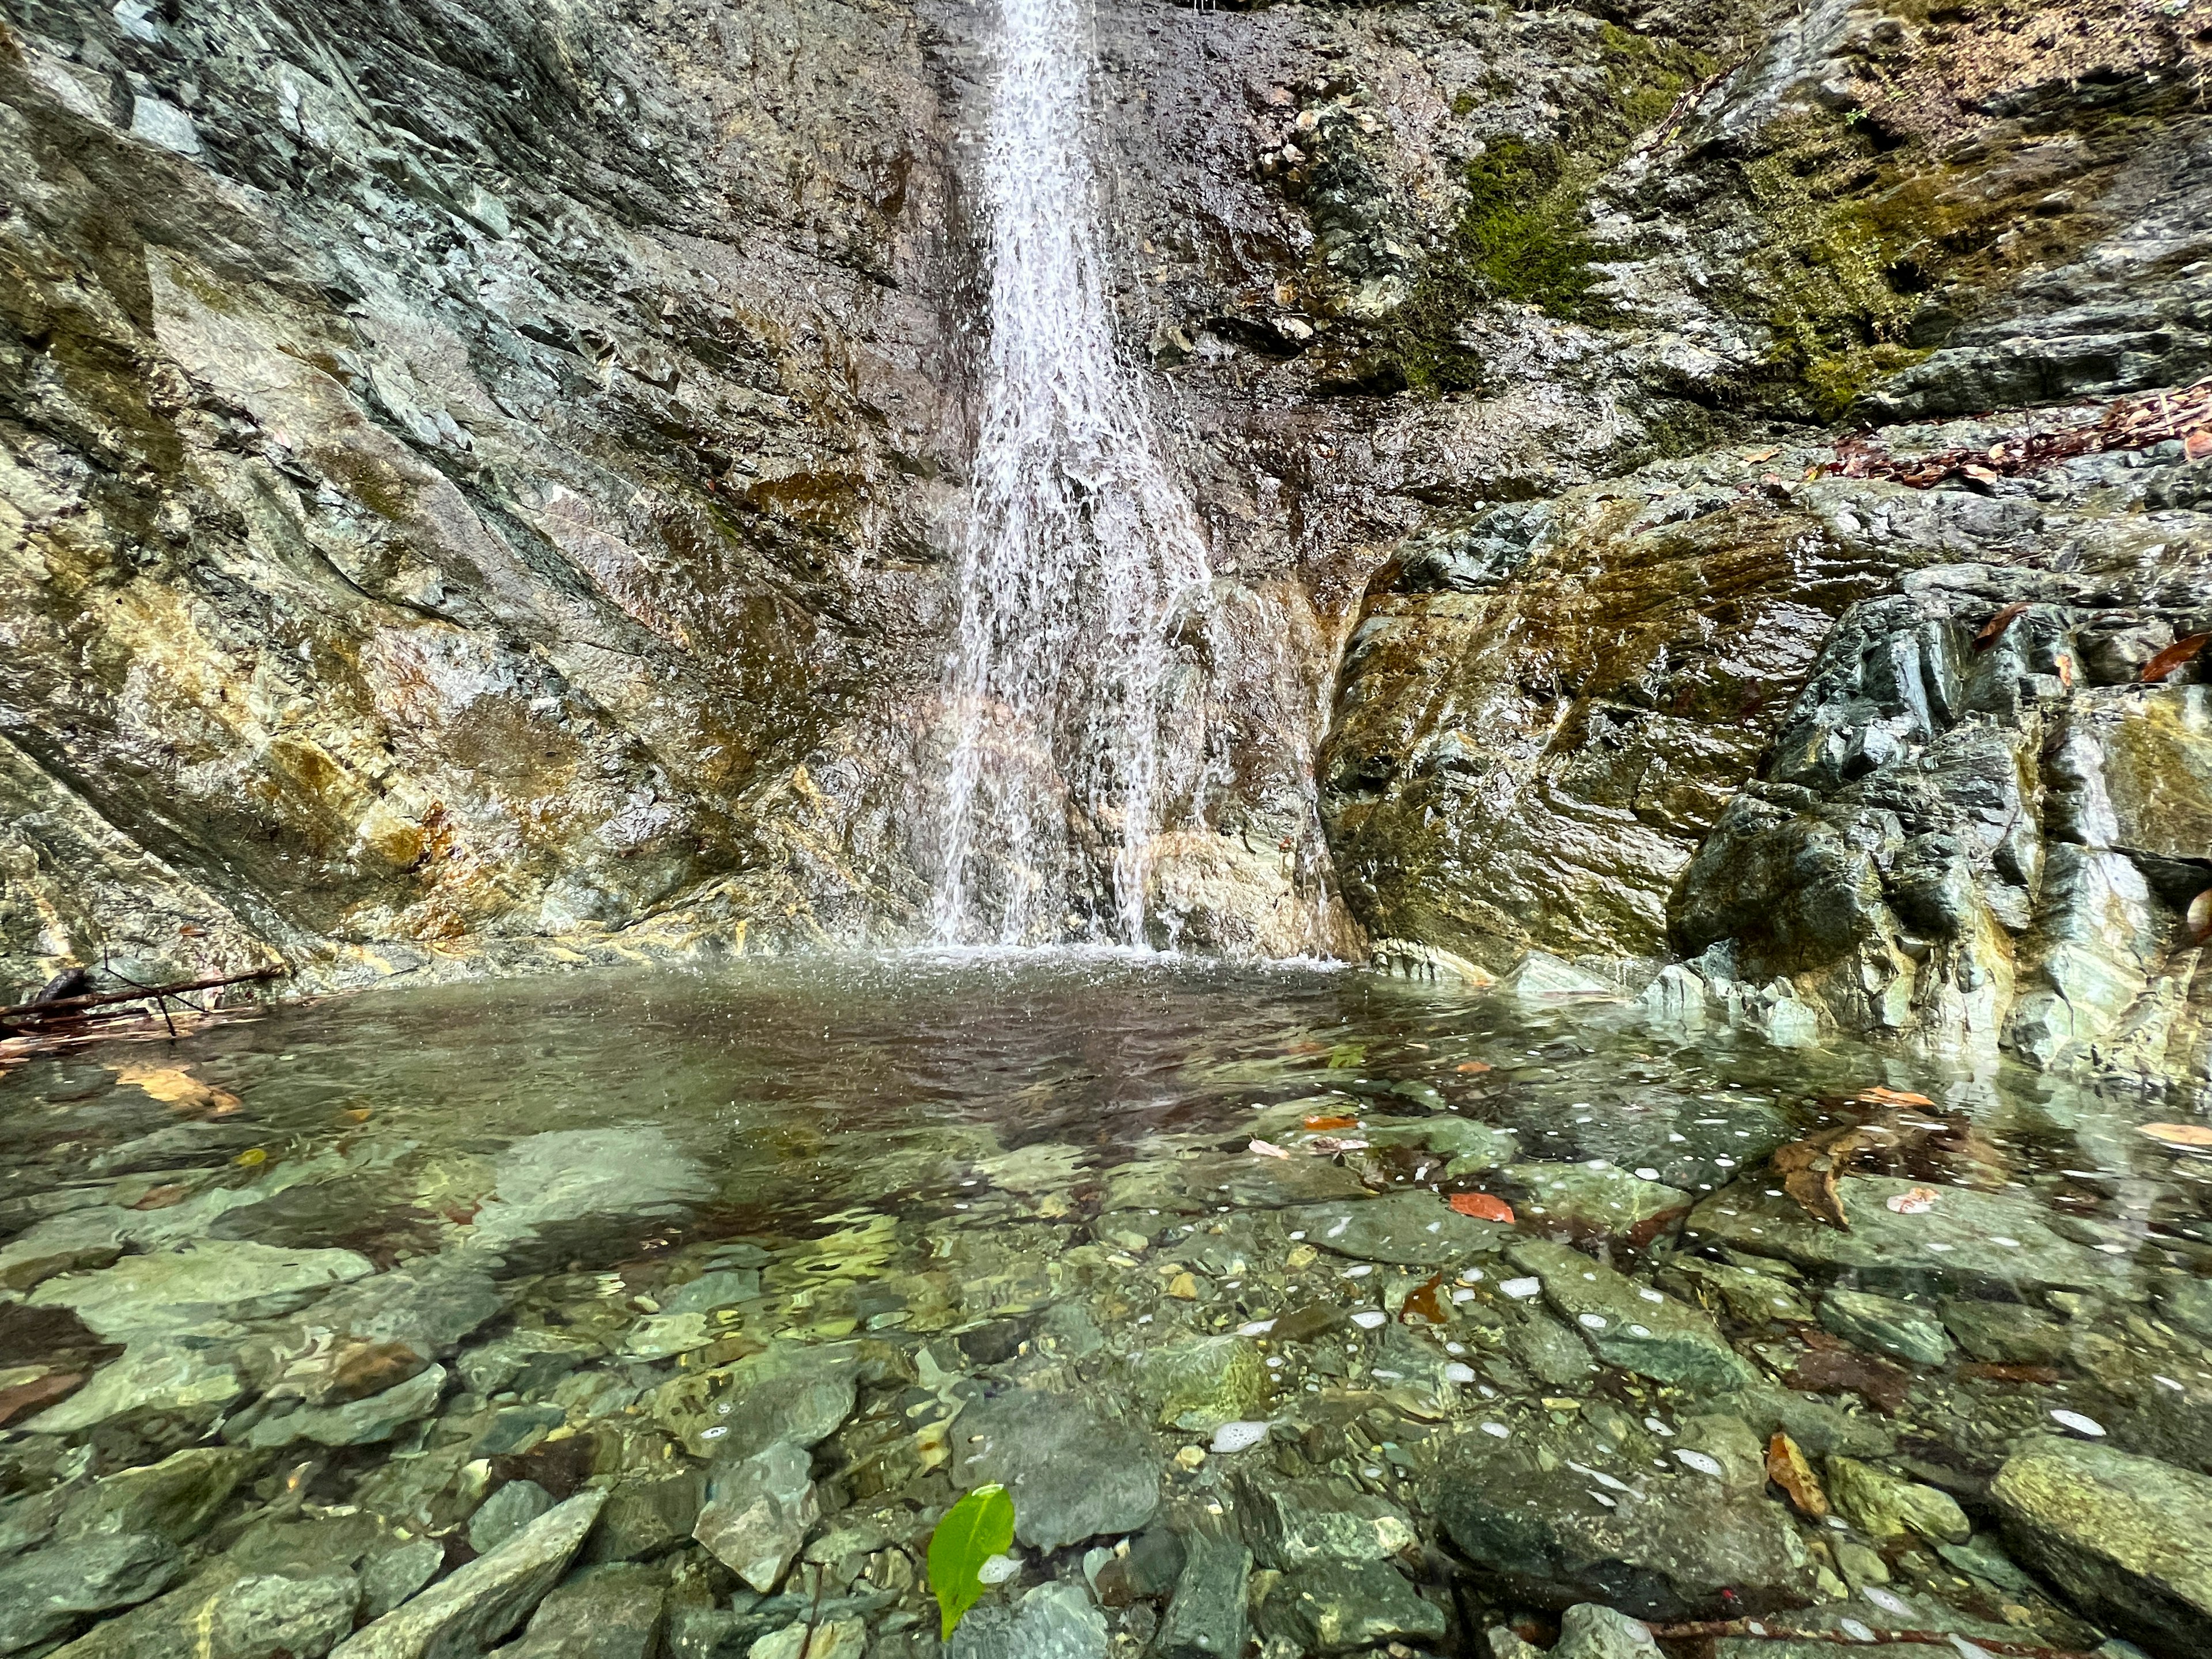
[[5, 0, 2205, 1029]]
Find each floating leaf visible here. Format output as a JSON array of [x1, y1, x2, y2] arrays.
[[1770, 1123, 1862, 1231], [929, 1483, 1016, 1640], [1765, 1433, 1827, 1518], [1448, 1192, 1515, 1223], [1247, 1139, 1290, 1160], [2142, 632, 2210, 683], [1744, 447, 1778, 463], [111, 1063, 242, 1117], [1885, 1184, 1940, 1214], [1302, 1114, 1359, 1131], [1855, 1085, 1934, 1107], [1973, 603, 2031, 651], [2139, 1122, 2212, 1150], [1325, 1042, 1367, 1070]]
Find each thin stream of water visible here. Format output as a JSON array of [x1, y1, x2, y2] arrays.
[[932, 0, 1218, 949]]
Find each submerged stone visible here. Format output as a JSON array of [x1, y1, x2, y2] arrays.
[[28, 1241, 377, 1341], [1290, 1191, 1512, 1266], [956, 1387, 1160, 1551], [1824, 1456, 1969, 1546], [1991, 1437, 2212, 1659], [1499, 1162, 1692, 1245], [229, 1363, 448, 1449], [1136, 1336, 1271, 1431], [497, 1564, 668, 1659], [1249, 1555, 1447, 1654], [0, 1531, 183, 1653], [692, 1441, 817, 1593], [25, 1338, 245, 1431], [651, 1343, 857, 1461], [1156, 1532, 1251, 1659], [1819, 1289, 1951, 1367], [946, 1580, 1107, 1659], [1505, 1240, 1755, 1389]]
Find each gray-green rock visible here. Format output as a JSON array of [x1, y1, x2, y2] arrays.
[[1991, 1437, 2212, 1659], [1289, 1191, 1512, 1266], [1819, 1289, 1950, 1368], [1136, 1336, 1271, 1431], [1825, 1457, 1969, 1546], [25, 1338, 246, 1431], [360, 1539, 444, 1620], [692, 1441, 816, 1592], [946, 1580, 1107, 1659], [297, 1261, 504, 1359], [1501, 1162, 1692, 1245], [469, 1480, 555, 1555], [1554, 1603, 1661, 1659], [0, 1531, 183, 1652], [1157, 1533, 1251, 1659], [328, 1490, 604, 1658], [1250, 1555, 1447, 1654], [498, 1563, 668, 1659], [230, 1363, 448, 1449], [1506, 1240, 1756, 1389], [650, 1343, 857, 1461], [28, 1242, 376, 1340], [46, 1563, 359, 1659], [955, 1387, 1159, 1552], [584, 1465, 706, 1563], [1233, 1475, 1415, 1567], [57, 1448, 252, 1545], [1940, 1300, 2070, 1365]]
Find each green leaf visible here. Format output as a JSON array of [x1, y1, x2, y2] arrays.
[[928, 1483, 1016, 1641]]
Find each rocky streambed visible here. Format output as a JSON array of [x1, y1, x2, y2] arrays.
[[0, 955, 2207, 1659]]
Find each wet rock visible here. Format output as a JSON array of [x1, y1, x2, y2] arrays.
[[1234, 1474, 1416, 1567], [1506, 1240, 1756, 1389], [1432, 1422, 1818, 1618], [692, 1441, 817, 1593], [2154, 1277, 2212, 1344], [749, 1618, 864, 1659], [1661, 1256, 1815, 1325], [584, 1465, 707, 1563], [1136, 1336, 1271, 1431], [46, 1563, 360, 1659], [468, 1129, 711, 1255], [1157, 1532, 1251, 1659], [1094, 1526, 1185, 1605], [298, 1260, 504, 1358], [1824, 1457, 1969, 1546], [1992, 1437, 2212, 1659], [1105, 1153, 1370, 1215], [229, 1362, 447, 1449], [1684, 1177, 2123, 1297], [359, 1538, 444, 1619], [1507, 1307, 1601, 1388], [1553, 1603, 1661, 1659], [1249, 1555, 1446, 1653], [57, 1447, 252, 1544], [0, 1531, 183, 1652], [470, 1479, 556, 1554], [660, 1270, 763, 1316], [1674, 1415, 1768, 1496], [1499, 1162, 1692, 1246], [498, 1563, 668, 1659], [942, 1581, 1105, 1659], [29, 1242, 377, 1340], [329, 1489, 604, 1658], [1289, 1191, 1512, 1266], [1819, 1289, 1951, 1367], [1363, 1118, 1520, 1169], [1940, 1300, 2070, 1365], [459, 1330, 601, 1399], [476, 1404, 570, 1457], [25, 1337, 245, 1431], [651, 1343, 857, 1461], [955, 1387, 1160, 1551]]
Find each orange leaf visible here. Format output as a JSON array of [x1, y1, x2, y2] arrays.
[[129, 1185, 187, 1211], [1885, 1185, 1940, 1214], [1453, 1060, 1493, 1075], [1400, 1272, 1450, 1325], [2143, 632, 2210, 684], [1448, 1192, 1514, 1223], [1302, 1114, 1358, 1131], [1766, 1433, 1828, 1518], [1744, 447, 1778, 463], [1973, 603, 2030, 650], [2139, 1122, 2212, 1150], [1855, 1086, 1934, 1107]]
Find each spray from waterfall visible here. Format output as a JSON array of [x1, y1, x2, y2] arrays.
[[931, 0, 1217, 948]]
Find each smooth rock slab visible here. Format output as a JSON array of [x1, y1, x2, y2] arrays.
[[652, 1342, 857, 1461], [1289, 1191, 1512, 1266], [1684, 1177, 2122, 1297], [1506, 1240, 1756, 1389], [1136, 1336, 1271, 1431], [1991, 1437, 2212, 1659], [28, 1242, 376, 1341], [329, 1490, 604, 1659], [467, 1129, 710, 1253], [1499, 1162, 1692, 1247], [1818, 1289, 1950, 1368], [1157, 1533, 1251, 1659], [46, 1563, 359, 1659], [498, 1564, 667, 1659], [296, 1260, 504, 1358], [25, 1338, 244, 1431], [57, 1447, 252, 1544], [956, 1388, 1160, 1551], [229, 1363, 447, 1449], [1250, 1555, 1447, 1654]]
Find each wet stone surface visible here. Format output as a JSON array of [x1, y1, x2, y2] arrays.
[[0, 955, 2207, 1658]]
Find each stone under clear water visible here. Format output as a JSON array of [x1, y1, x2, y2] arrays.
[[1, 956, 2207, 1656]]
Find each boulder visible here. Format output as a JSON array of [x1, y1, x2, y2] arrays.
[[1506, 1240, 1756, 1389], [955, 1388, 1159, 1551], [692, 1442, 817, 1593], [1288, 1191, 1512, 1266]]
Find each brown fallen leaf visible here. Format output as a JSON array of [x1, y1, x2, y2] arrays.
[[111, 1062, 243, 1117], [1766, 1432, 1828, 1518], [1454, 1060, 1493, 1075], [2190, 888, 2212, 946], [1400, 1272, 1450, 1325], [2139, 1122, 2212, 1150], [2187, 427, 2212, 461], [1771, 1123, 1862, 1230], [1744, 447, 1778, 463], [1855, 1085, 1936, 1107], [1957, 1362, 2063, 1385], [1974, 602, 2032, 652], [128, 1184, 188, 1211], [2142, 632, 2210, 683], [1302, 1114, 1359, 1131], [1789, 1345, 1911, 1414]]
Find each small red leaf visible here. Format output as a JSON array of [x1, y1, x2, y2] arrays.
[[1448, 1192, 1515, 1223], [1973, 602, 2030, 651], [2142, 632, 2210, 684]]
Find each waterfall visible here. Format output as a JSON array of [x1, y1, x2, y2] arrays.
[[930, 0, 1218, 948]]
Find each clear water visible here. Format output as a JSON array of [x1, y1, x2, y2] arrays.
[[2, 957, 2207, 1655], [931, 0, 1219, 948]]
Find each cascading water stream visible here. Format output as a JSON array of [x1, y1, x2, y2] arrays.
[[931, 0, 1218, 949]]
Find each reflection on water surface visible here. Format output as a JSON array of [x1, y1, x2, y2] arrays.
[[0, 954, 2207, 1658]]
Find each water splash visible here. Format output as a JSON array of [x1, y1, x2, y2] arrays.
[[931, 0, 1217, 948]]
